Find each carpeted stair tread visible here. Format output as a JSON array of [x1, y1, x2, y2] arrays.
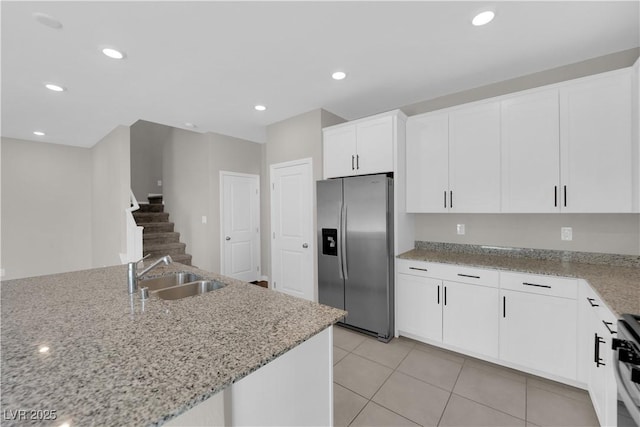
[[137, 203, 164, 213], [139, 222, 175, 233], [133, 212, 170, 223], [143, 232, 180, 244], [148, 253, 193, 266], [144, 243, 186, 257]]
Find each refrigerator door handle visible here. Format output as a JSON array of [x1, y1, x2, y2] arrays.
[[337, 202, 344, 280], [341, 203, 349, 280]]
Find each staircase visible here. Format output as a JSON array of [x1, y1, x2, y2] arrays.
[[133, 197, 193, 266]]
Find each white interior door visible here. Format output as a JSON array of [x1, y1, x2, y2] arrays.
[[221, 172, 260, 282], [270, 158, 314, 301]]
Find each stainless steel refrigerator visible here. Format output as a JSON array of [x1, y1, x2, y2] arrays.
[[317, 174, 394, 342]]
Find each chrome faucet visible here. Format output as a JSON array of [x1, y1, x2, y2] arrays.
[[127, 254, 173, 294]]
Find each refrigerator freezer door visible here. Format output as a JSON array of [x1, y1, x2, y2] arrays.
[[317, 179, 345, 311], [343, 175, 392, 337]]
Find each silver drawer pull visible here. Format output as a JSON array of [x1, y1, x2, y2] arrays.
[[409, 267, 428, 272], [522, 282, 551, 289], [457, 273, 480, 279]]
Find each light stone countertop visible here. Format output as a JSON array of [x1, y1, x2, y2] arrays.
[[398, 248, 640, 317], [1, 263, 345, 427]]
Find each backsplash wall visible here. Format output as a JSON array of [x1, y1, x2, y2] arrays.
[[414, 214, 640, 255]]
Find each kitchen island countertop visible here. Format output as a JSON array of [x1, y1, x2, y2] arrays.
[[399, 248, 639, 317], [1, 263, 345, 426]]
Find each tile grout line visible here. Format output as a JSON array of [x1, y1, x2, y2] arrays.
[[435, 353, 467, 426]]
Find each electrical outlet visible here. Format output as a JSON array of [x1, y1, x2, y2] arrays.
[[561, 227, 573, 241], [0, 268, 5, 277], [457, 224, 465, 235], [201, 216, 207, 224], [157, 180, 162, 187]]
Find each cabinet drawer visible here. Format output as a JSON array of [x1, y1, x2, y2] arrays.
[[501, 272, 577, 299], [397, 259, 443, 278], [438, 263, 500, 288]]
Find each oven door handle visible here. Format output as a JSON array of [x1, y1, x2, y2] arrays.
[[613, 350, 640, 426]]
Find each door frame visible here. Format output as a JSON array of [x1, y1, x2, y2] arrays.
[[219, 171, 261, 279], [269, 157, 314, 299]]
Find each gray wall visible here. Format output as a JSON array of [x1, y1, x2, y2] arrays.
[[91, 125, 131, 267], [130, 120, 171, 203], [261, 109, 345, 295], [1, 137, 93, 279], [163, 128, 261, 273], [401, 48, 640, 255]]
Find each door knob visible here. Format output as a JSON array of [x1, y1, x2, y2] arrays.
[[225, 236, 231, 241], [302, 243, 309, 248]]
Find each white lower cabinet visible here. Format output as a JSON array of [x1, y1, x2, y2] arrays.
[[499, 289, 577, 379], [443, 280, 499, 359], [396, 273, 442, 342]]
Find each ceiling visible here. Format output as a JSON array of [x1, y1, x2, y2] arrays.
[[2, 1, 639, 147]]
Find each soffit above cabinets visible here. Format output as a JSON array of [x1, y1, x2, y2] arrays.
[[2, 1, 638, 147]]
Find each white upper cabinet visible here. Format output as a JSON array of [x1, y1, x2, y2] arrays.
[[449, 102, 501, 213], [406, 112, 449, 212], [560, 71, 633, 213], [323, 125, 357, 179], [406, 66, 637, 213], [501, 89, 561, 213], [323, 111, 403, 179]]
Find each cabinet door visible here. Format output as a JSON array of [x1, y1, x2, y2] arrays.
[[406, 112, 449, 212], [323, 125, 357, 179], [355, 115, 394, 175], [449, 102, 501, 212], [396, 273, 442, 342], [501, 90, 560, 212], [499, 290, 577, 380], [560, 71, 633, 212], [442, 281, 499, 358]]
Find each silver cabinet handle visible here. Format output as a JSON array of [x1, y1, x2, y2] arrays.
[[225, 236, 231, 241], [302, 243, 308, 248]]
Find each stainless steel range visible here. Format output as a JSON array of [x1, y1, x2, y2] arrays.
[[613, 314, 640, 426]]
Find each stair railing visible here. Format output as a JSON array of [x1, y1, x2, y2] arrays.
[[120, 189, 143, 263]]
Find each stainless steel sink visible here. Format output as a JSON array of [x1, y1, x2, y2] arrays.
[[139, 272, 203, 291], [154, 280, 227, 300]]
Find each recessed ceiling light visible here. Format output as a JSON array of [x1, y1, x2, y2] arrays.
[[254, 105, 267, 111], [184, 122, 197, 129], [332, 71, 347, 80], [102, 48, 125, 60], [45, 83, 65, 92], [472, 10, 495, 26], [33, 131, 46, 136], [33, 12, 63, 29]]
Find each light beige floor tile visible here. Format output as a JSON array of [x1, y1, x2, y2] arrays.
[[453, 364, 526, 419], [353, 338, 413, 369], [333, 326, 368, 352], [463, 357, 527, 383], [372, 371, 451, 426], [397, 348, 463, 391], [333, 383, 368, 427], [413, 341, 466, 364], [334, 346, 349, 365], [333, 353, 393, 399], [440, 394, 526, 427], [527, 383, 599, 426], [350, 402, 419, 427], [527, 376, 591, 405]]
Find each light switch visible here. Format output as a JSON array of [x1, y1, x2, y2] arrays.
[[201, 216, 207, 224], [561, 227, 573, 241], [157, 180, 162, 187], [0, 268, 4, 277], [457, 224, 465, 235]]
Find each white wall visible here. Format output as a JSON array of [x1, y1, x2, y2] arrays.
[[401, 48, 640, 255], [262, 109, 345, 295], [91, 126, 131, 267], [163, 128, 261, 272], [130, 120, 171, 203], [1, 137, 93, 279]]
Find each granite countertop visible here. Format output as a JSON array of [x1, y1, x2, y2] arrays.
[[398, 247, 640, 317], [1, 263, 345, 427]]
